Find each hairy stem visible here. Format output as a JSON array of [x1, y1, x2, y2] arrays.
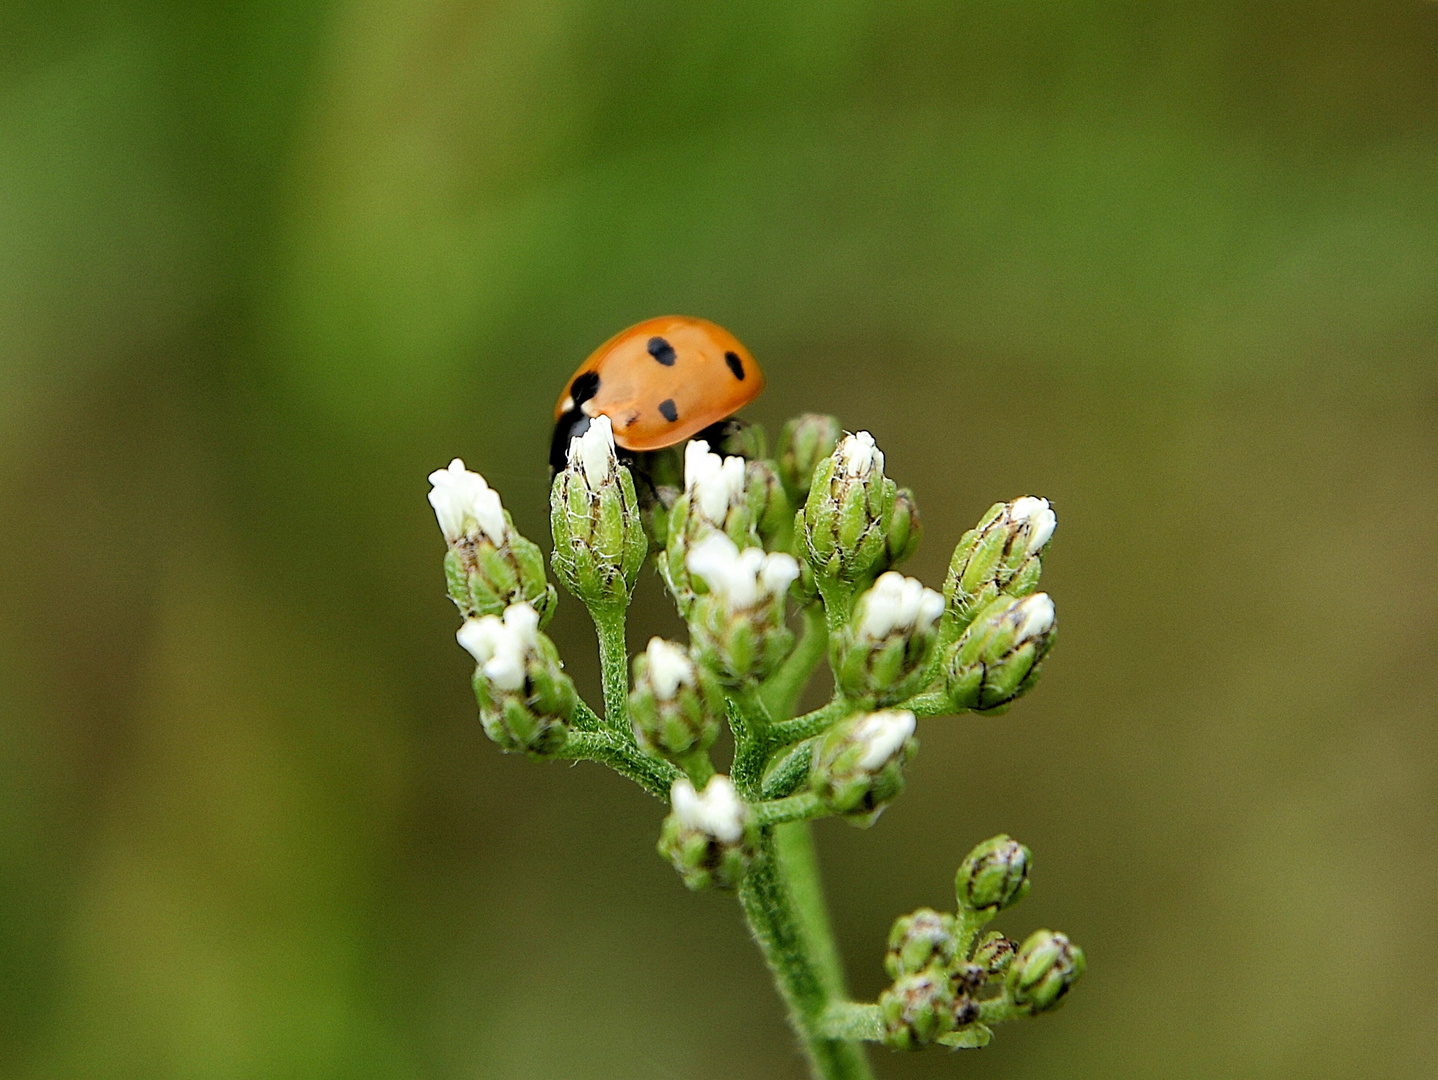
[[591, 606, 630, 733], [754, 792, 824, 826], [817, 1002, 884, 1042], [738, 823, 873, 1080], [768, 698, 853, 748], [762, 603, 829, 720], [557, 728, 678, 800]]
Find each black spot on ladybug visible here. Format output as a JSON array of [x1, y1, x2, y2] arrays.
[[570, 370, 601, 405], [725, 351, 745, 380], [658, 398, 679, 423], [648, 337, 677, 366]]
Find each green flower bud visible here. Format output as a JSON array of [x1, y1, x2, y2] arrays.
[[744, 459, 794, 551], [956, 834, 1032, 915], [971, 931, 1019, 977], [659, 440, 759, 613], [429, 458, 558, 625], [811, 709, 917, 825], [630, 444, 685, 554], [885, 909, 959, 979], [549, 416, 649, 609], [879, 970, 955, 1050], [944, 592, 1056, 712], [457, 603, 575, 756], [943, 496, 1055, 637], [629, 638, 724, 771], [656, 775, 756, 890], [799, 431, 898, 585], [881, 487, 922, 569], [707, 419, 768, 460], [1005, 930, 1086, 1014], [685, 533, 799, 684], [777, 413, 842, 502], [831, 572, 944, 704]]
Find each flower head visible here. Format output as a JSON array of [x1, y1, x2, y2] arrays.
[[428, 458, 506, 545], [457, 602, 541, 691], [686, 533, 799, 610], [857, 572, 944, 642], [670, 774, 746, 844], [685, 440, 747, 526]]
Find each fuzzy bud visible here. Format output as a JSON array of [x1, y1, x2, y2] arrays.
[[744, 458, 794, 550], [657, 775, 757, 890], [943, 496, 1056, 637], [881, 487, 922, 569], [629, 638, 725, 771], [832, 572, 944, 704], [658, 440, 759, 612], [685, 533, 798, 683], [971, 931, 1019, 977], [885, 909, 959, 980], [799, 430, 898, 585], [549, 416, 649, 610], [457, 603, 575, 755], [956, 834, 1032, 915], [777, 413, 842, 502], [944, 592, 1056, 712], [1005, 930, 1086, 1014], [429, 459, 557, 624], [811, 709, 917, 825], [879, 970, 956, 1050]]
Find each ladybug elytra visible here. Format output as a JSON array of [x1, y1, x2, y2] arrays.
[[551, 316, 765, 471]]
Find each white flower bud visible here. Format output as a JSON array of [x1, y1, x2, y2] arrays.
[[1010, 496, 1057, 556], [857, 572, 945, 642], [670, 774, 745, 844], [684, 439, 747, 525], [839, 430, 883, 477], [645, 637, 696, 701], [427, 458, 506, 545], [456, 602, 541, 691], [568, 413, 616, 488], [851, 710, 917, 771], [686, 533, 799, 610], [1012, 593, 1055, 643]]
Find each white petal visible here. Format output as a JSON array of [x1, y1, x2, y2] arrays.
[[456, 614, 504, 664], [1013, 593, 1055, 642], [570, 414, 616, 487], [427, 458, 506, 545], [694, 775, 745, 843], [645, 638, 695, 700], [839, 431, 883, 477], [853, 710, 916, 772], [1011, 496, 1056, 556], [759, 552, 799, 600]]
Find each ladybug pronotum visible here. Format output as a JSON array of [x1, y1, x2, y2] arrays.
[[550, 315, 765, 471]]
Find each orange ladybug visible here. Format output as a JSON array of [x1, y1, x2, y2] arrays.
[[551, 315, 765, 471]]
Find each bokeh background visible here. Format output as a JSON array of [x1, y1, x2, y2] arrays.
[[3, 1, 1437, 1077]]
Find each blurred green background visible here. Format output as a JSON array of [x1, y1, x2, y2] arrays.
[[3, 1, 1436, 1077]]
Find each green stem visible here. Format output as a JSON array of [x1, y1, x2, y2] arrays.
[[738, 823, 873, 1080], [591, 606, 630, 733], [754, 792, 824, 826], [760, 739, 815, 800], [761, 603, 829, 720], [817, 1002, 884, 1042], [728, 687, 773, 800], [768, 698, 854, 748], [898, 687, 955, 719], [556, 729, 679, 800]]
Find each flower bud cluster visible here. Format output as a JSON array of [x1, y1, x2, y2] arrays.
[[944, 592, 1056, 712], [811, 709, 917, 825], [457, 602, 576, 755], [685, 533, 799, 683], [832, 572, 944, 703], [549, 416, 648, 609], [943, 496, 1055, 636], [876, 833, 1082, 1049], [657, 775, 756, 890], [629, 637, 724, 774], [428, 459, 557, 624]]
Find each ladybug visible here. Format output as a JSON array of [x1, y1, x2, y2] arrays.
[[551, 315, 765, 472]]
